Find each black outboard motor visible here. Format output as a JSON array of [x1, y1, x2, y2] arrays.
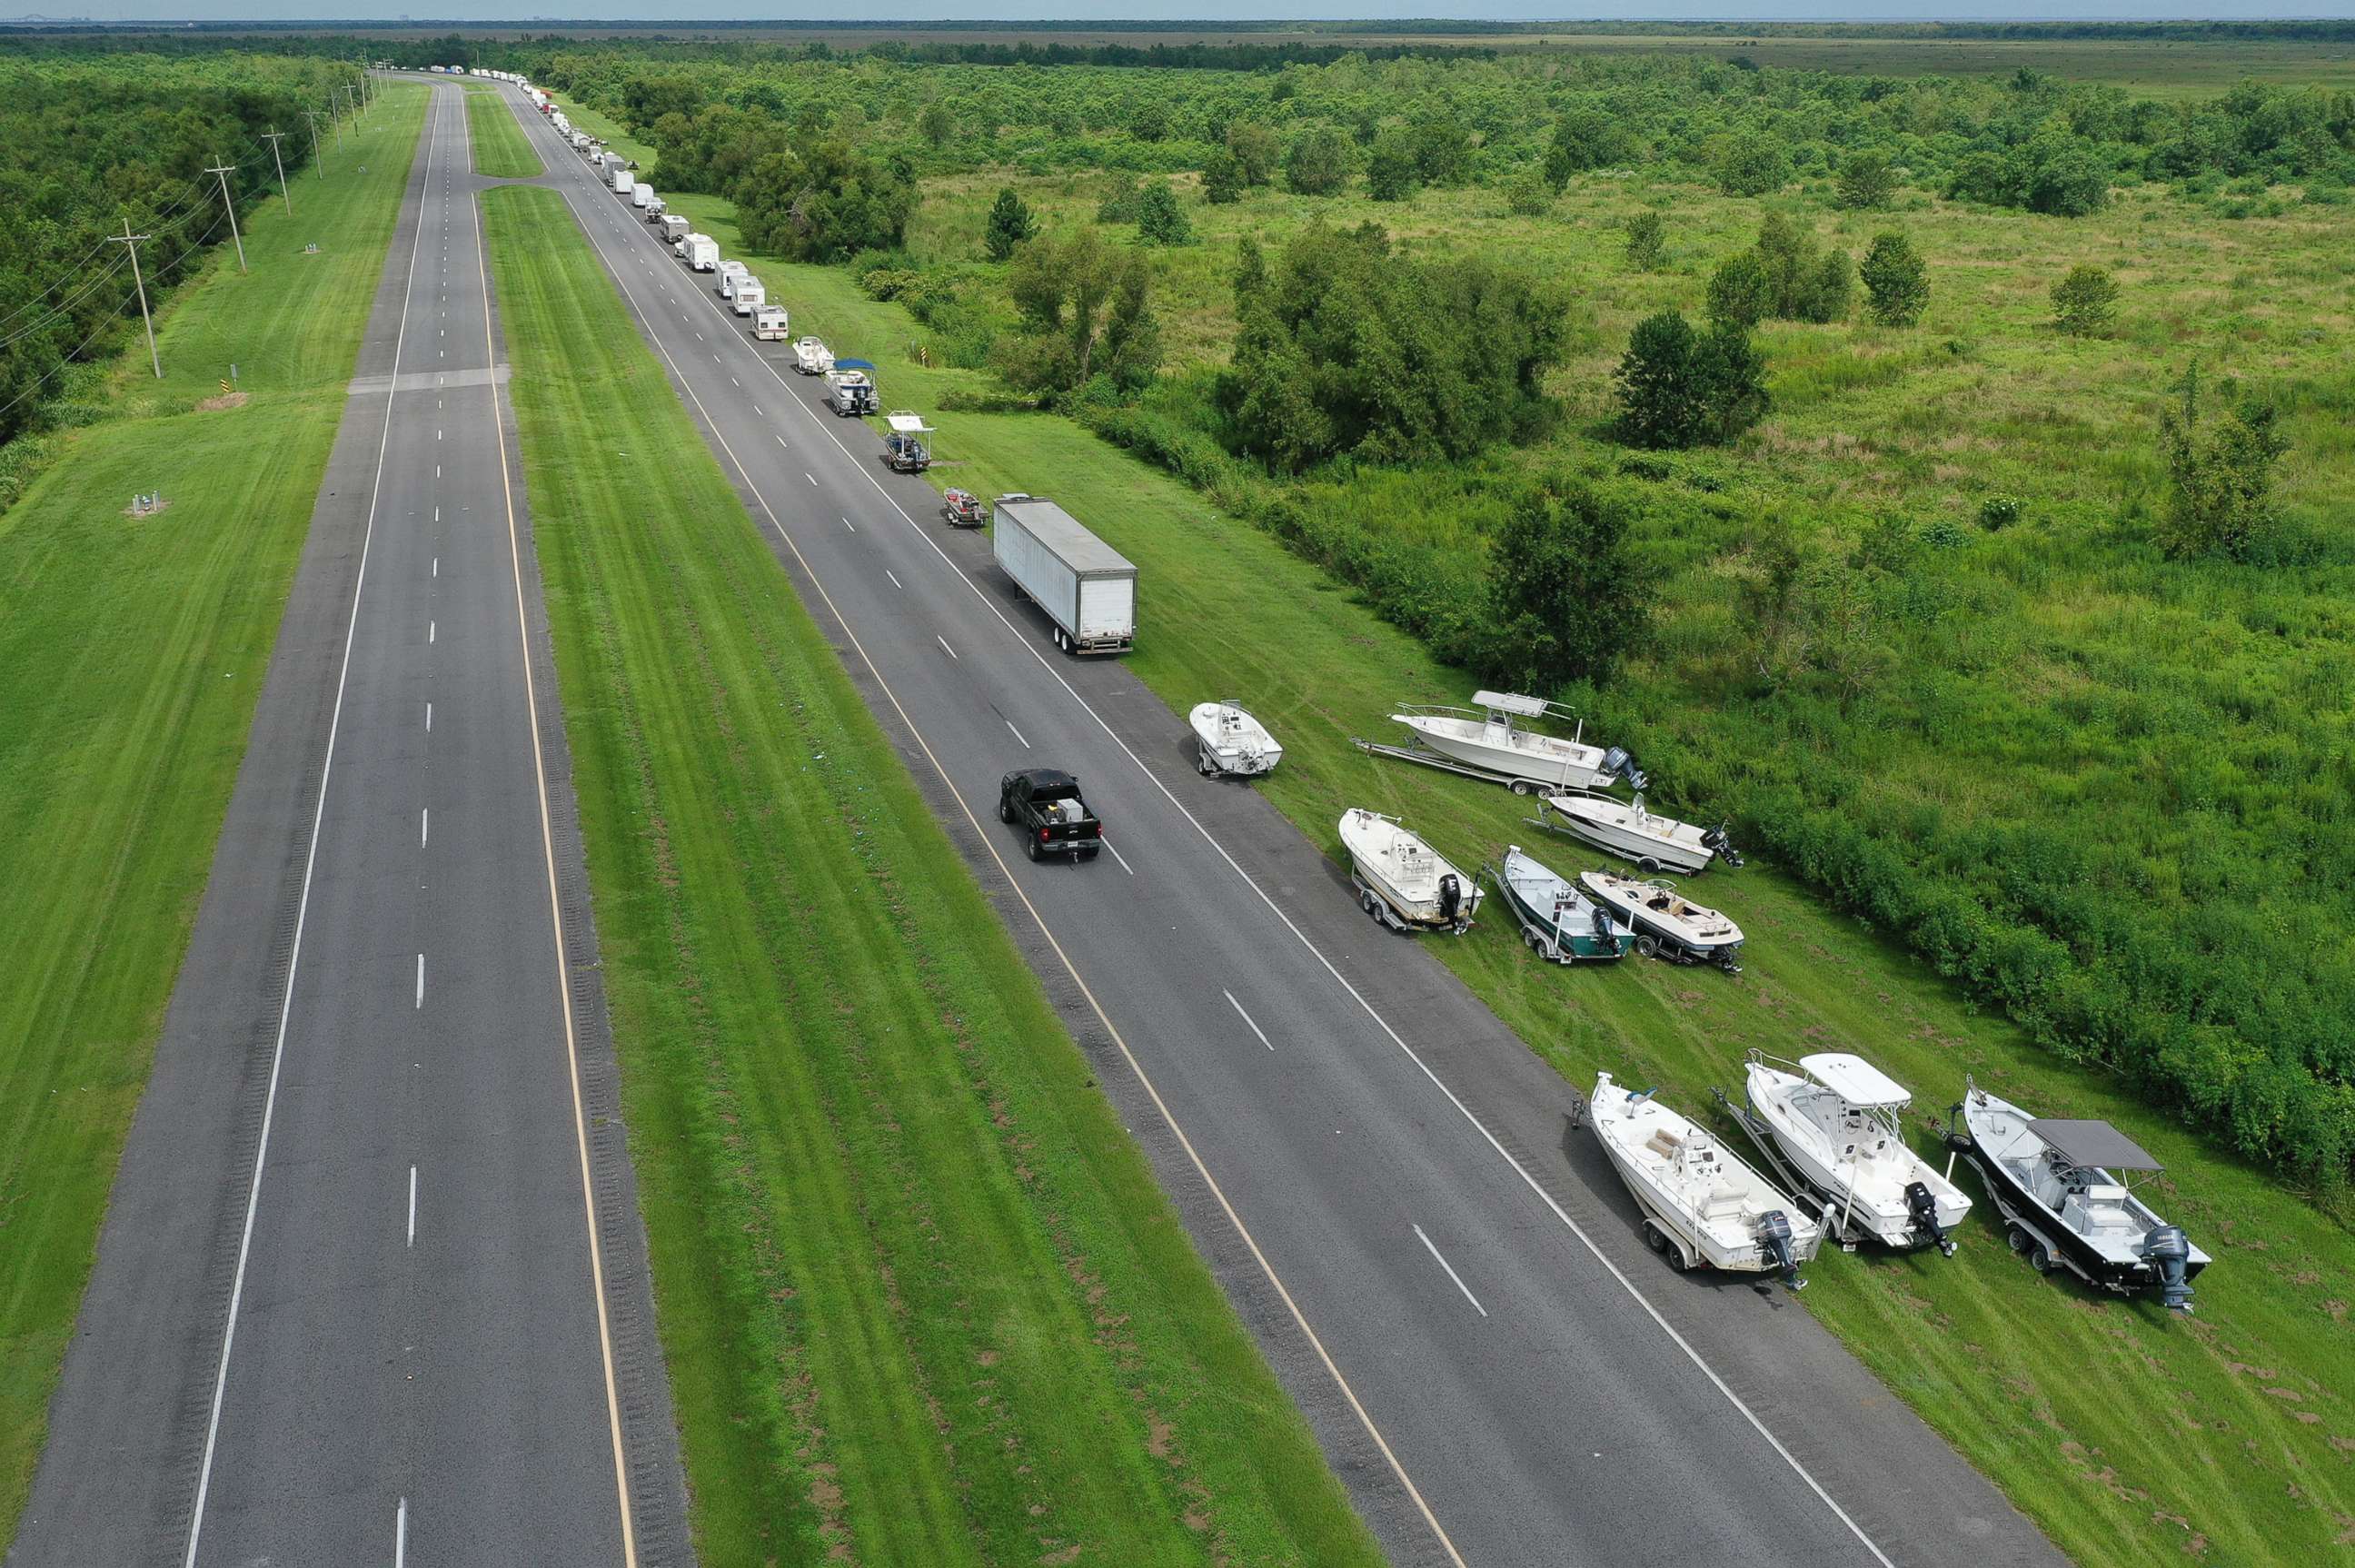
[[1904, 1179, 1957, 1256], [1436, 872, 1463, 928], [1600, 745, 1648, 792], [2139, 1226, 2195, 1313], [1699, 822, 1744, 868], [1590, 905, 1618, 947], [1756, 1209, 1806, 1291]]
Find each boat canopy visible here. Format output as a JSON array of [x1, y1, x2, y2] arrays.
[[1472, 690, 1555, 718], [1801, 1052, 1913, 1108], [886, 410, 932, 434], [2030, 1118, 2164, 1172]]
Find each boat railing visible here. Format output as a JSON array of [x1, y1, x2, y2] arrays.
[[1391, 701, 1488, 727]]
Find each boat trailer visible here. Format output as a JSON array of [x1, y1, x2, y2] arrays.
[[1708, 1087, 1867, 1251], [1350, 735, 1555, 795]]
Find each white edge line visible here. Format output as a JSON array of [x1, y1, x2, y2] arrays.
[[472, 93, 641, 1565], [183, 81, 439, 1568], [406, 1166, 417, 1246], [1100, 837, 1136, 877], [1413, 1223, 1488, 1319]]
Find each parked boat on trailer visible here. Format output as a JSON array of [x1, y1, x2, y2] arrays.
[[1484, 844, 1627, 963], [1577, 869, 1744, 971], [1733, 1051, 1968, 1255], [1370, 690, 1646, 795], [1534, 789, 1740, 876], [1188, 700, 1282, 779], [1946, 1080, 2208, 1312], [1339, 809, 1479, 934], [1579, 1072, 1820, 1289]]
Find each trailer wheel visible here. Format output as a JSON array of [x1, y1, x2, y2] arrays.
[[1664, 1241, 1691, 1273], [1637, 856, 1662, 875], [2029, 1242, 2055, 1275], [1509, 779, 1535, 797], [1643, 1221, 1669, 1255], [2005, 1223, 2031, 1255], [1635, 933, 1661, 959]]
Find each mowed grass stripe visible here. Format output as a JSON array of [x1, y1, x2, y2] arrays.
[[480, 183, 1379, 1567], [0, 84, 430, 1547], [464, 86, 541, 180]]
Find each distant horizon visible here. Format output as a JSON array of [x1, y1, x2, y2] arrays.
[[9, 4, 2355, 29]]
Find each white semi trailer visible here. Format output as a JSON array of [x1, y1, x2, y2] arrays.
[[991, 494, 1137, 656]]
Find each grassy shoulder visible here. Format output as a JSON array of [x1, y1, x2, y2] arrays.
[[479, 182, 1380, 1567], [464, 85, 541, 180], [0, 83, 429, 1545], [619, 203, 2355, 1567]]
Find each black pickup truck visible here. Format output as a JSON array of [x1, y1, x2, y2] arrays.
[[999, 768, 1102, 862]]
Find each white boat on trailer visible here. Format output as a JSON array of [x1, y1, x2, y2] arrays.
[[1577, 869, 1745, 971], [1735, 1050, 1969, 1254], [1188, 700, 1282, 778], [1581, 1071, 1820, 1289], [1946, 1079, 2208, 1312], [1381, 690, 1645, 795], [1339, 808, 1479, 934], [1535, 789, 1740, 876]]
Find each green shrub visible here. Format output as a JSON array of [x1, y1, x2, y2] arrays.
[[1978, 493, 2022, 528]]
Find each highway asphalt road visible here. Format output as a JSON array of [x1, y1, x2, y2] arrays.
[[502, 84, 2066, 1568], [10, 84, 689, 1567]]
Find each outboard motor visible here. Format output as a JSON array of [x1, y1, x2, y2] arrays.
[[1590, 905, 1618, 947], [1599, 746, 1649, 792], [1904, 1179, 1957, 1256], [1436, 872, 1463, 928], [1756, 1209, 1806, 1291], [1716, 940, 1745, 977], [1699, 822, 1744, 868], [2139, 1226, 2195, 1313]]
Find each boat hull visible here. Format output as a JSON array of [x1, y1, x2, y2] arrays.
[[1542, 798, 1715, 875], [1395, 714, 1612, 791], [1743, 1063, 1969, 1250], [1188, 702, 1282, 778], [1952, 1088, 2210, 1306], [1339, 810, 1480, 934], [1493, 850, 1625, 961], [1578, 873, 1744, 970], [1585, 1074, 1821, 1282]]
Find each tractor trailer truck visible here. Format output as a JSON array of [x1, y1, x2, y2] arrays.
[[991, 494, 1137, 656]]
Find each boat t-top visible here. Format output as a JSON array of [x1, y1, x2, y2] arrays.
[[1188, 700, 1283, 778], [1946, 1079, 2208, 1311], [1733, 1051, 1969, 1254], [1535, 789, 1740, 876], [1339, 809, 1480, 934], [1484, 844, 1627, 963], [1583, 1072, 1821, 1288], [1577, 870, 1744, 971], [1381, 690, 1645, 795]]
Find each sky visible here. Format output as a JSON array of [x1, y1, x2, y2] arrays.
[[15, 4, 2353, 25]]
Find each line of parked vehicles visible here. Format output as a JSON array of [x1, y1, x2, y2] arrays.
[[550, 90, 2207, 1322]]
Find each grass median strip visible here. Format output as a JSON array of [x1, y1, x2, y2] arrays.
[[480, 181, 1380, 1566], [464, 86, 541, 180], [0, 83, 429, 1546]]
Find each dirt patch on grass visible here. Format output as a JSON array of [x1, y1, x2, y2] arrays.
[[194, 391, 249, 412]]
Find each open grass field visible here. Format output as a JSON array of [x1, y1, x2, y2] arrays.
[[463, 84, 541, 180], [572, 114, 2355, 1565], [0, 83, 426, 1546], [479, 180, 1380, 1568]]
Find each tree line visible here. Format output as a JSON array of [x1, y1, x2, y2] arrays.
[[0, 50, 361, 455]]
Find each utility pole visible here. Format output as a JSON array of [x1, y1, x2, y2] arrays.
[[110, 221, 161, 379], [260, 127, 292, 212], [303, 108, 326, 177], [205, 159, 247, 274], [327, 96, 343, 153]]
